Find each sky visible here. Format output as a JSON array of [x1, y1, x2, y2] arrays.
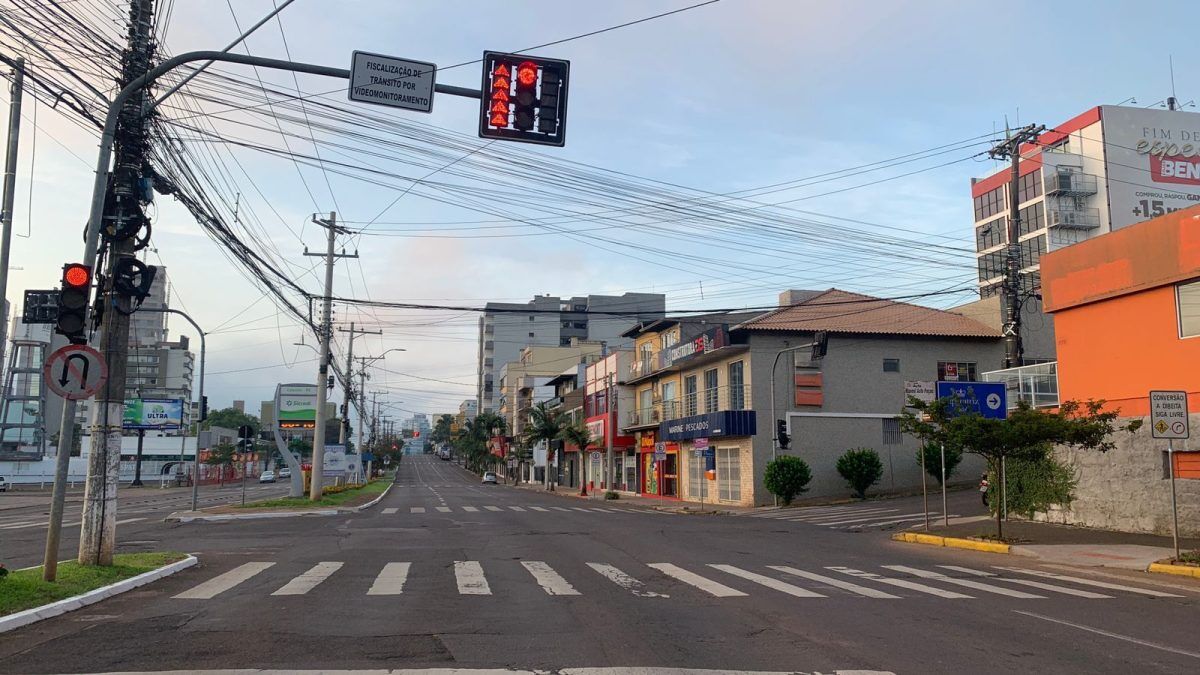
[[1, 0, 1196, 423]]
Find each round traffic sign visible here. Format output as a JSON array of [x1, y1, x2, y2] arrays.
[[986, 393, 1002, 410], [43, 344, 108, 400]]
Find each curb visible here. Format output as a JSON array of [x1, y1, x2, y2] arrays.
[[891, 531, 1011, 554], [166, 482, 393, 522], [1148, 561, 1200, 579], [0, 554, 197, 634], [348, 481, 393, 512]]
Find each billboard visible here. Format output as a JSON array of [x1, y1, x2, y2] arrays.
[[1100, 105, 1200, 231], [277, 383, 317, 429], [323, 444, 347, 473], [123, 398, 185, 430]]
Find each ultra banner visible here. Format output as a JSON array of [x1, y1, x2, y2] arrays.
[[122, 398, 184, 430]]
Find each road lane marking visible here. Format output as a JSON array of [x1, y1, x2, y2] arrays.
[[529, 506, 549, 512], [994, 567, 1183, 597], [804, 510, 911, 525], [521, 561, 580, 595], [938, 566, 1111, 598], [508, 506, 526, 512], [410, 507, 426, 514], [462, 506, 479, 512], [826, 566, 972, 599], [455, 561, 491, 595], [382, 508, 398, 514], [435, 506, 451, 513], [883, 565, 1044, 598], [768, 566, 900, 598], [368, 562, 411, 595], [484, 506, 502, 512], [647, 563, 747, 597], [1015, 610, 1200, 659], [587, 563, 668, 598], [570, 507, 590, 512], [272, 561, 344, 596], [551, 506, 570, 511], [709, 564, 825, 598], [841, 514, 954, 528], [174, 562, 275, 599]]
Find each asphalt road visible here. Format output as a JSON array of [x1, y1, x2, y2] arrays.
[[2, 454, 1199, 674]]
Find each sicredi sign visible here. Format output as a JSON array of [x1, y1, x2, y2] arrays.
[[277, 383, 317, 429], [1150, 390, 1190, 439]]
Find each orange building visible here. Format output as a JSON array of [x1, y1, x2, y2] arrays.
[[1042, 206, 1200, 476]]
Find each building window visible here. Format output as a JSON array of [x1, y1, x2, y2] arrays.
[[688, 452, 709, 501], [560, 337, 571, 346], [1179, 279, 1200, 337], [937, 361, 977, 381], [573, 321, 586, 329], [1017, 168, 1042, 204], [882, 419, 902, 445], [974, 185, 1006, 221], [975, 217, 1006, 252], [718, 448, 741, 502], [684, 375, 698, 416], [728, 360, 745, 410], [562, 321, 571, 328], [703, 368, 719, 412], [1018, 202, 1045, 237], [883, 358, 900, 372]]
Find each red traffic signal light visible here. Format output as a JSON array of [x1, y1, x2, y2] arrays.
[[479, 51, 569, 147], [63, 263, 91, 288]]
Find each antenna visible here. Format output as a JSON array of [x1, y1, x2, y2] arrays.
[[1169, 55, 1178, 111]]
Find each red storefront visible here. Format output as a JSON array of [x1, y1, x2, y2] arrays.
[[637, 430, 679, 498]]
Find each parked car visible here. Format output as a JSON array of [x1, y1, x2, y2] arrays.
[[0, 475, 8, 492], [259, 470, 276, 483], [278, 468, 292, 479], [481, 471, 498, 484]]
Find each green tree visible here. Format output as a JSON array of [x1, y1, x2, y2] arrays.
[[836, 448, 884, 499], [997, 451, 1077, 518], [430, 414, 455, 446], [524, 402, 564, 489], [900, 397, 1141, 539], [559, 422, 594, 496], [764, 455, 813, 505], [204, 407, 260, 436], [917, 442, 962, 486], [204, 442, 237, 486]]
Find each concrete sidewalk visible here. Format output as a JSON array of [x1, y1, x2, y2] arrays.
[[507, 481, 758, 514]]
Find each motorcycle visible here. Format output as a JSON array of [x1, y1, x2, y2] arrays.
[[979, 473, 990, 506]]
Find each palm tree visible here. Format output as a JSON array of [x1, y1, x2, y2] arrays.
[[523, 402, 564, 490], [559, 422, 594, 496]]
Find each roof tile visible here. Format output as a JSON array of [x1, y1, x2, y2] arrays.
[[736, 289, 1001, 338]]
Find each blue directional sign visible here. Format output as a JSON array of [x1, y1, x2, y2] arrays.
[[936, 381, 1008, 419]]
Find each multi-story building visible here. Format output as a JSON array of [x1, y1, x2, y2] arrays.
[[129, 264, 170, 347], [495, 341, 606, 439], [544, 363, 586, 488], [476, 292, 664, 413], [580, 351, 636, 493], [970, 105, 1200, 361]]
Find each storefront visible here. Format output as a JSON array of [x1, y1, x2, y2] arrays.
[[637, 430, 679, 498], [659, 410, 756, 507], [585, 412, 636, 492]]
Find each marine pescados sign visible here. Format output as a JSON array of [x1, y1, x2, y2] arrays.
[[659, 410, 756, 441]]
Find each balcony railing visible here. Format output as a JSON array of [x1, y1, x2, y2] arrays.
[[982, 361, 1058, 409], [629, 354, 659, 380], [1045, 171, 1098, 196], [1047, 206, 1100, 230], [627, 385, 753, 428]]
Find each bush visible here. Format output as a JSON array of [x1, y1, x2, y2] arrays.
[[836, 447, 884, 499], [604, 490, 619, 500], [916, 443, 962, 485], [990, 447, 1077, 518], [763, 455, 812, 505]]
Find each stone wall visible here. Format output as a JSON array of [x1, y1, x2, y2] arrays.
[[1032, 413, 1200, 536]]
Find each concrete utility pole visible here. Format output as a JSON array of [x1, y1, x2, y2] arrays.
[[988, 123, 1045, 369], [337, 322, 381, 446], [78, 0, 155, 567], [304, 213, 356, 500], [0, 57, 23, 380]]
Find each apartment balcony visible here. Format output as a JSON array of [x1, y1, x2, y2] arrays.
[[674, 384, 752, 420], [1047, 206, 1100, 230], [982, 361, 1058, 409], [625, 400, 681, 430], [1045, 171, 1098, 196]]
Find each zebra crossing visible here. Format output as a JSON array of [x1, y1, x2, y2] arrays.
[[740, 503, 958, 531], [172, 559, 1182, 603], [387, 504, 667, 516]]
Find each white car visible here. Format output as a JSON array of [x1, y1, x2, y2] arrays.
[[278, 468, 292, 479], [481, 471, 498, 484], [259, 470, 276, 484], [0, 475, 8, 492]]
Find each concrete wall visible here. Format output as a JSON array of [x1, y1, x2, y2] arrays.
[[1033, 413, 1200, 536]]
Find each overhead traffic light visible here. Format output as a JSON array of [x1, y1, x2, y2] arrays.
[[55, 263, 92, 344], [776, 419, 790, 450], [479, 51, 569, 146]]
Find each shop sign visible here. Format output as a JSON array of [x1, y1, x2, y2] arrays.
[[659, 410, 756, 441], [663, 326, 729, 368]]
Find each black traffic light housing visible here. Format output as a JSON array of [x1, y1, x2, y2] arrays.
[[55, 263, 92, 344], [199, 395, 209, 422], [811, 330, 828, 361], [479, 51, 569, 146], [776, 419, 790, 450]]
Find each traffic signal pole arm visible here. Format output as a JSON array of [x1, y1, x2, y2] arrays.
[[768, 334, 828, 461]]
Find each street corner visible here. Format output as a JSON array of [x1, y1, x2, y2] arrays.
[[891, 531, 1012, 555], [1148, 560, 1200, 579]]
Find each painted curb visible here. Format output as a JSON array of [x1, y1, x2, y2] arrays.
[[891, 531, 1012, 554], [1148, 562, 1200, 579], [349, 481, 393, 511], [0, 554, 197, 634]]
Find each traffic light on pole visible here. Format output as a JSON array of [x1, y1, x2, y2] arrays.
[[478, 51, 569, 146], [513, 60, 537, 131], [776, 419, 790, 450], [55, 263, 92, 344]]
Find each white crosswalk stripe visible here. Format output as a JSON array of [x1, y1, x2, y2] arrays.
[[587, 563, 668, 598], [529, 506, 549, 512], [768, 566, 900, 599], [174, 562, 275, 599], [455, 560, 491, 595], [938, 566, 1112, 598], [709, 564, 826, 598], [368, 562, 410, 595], [790, 508, 899, 522], [522, 561, 580, 595], [826, 566, 973, 599], [994, 567, 1184, 597], [883, 565, 1044, 598], [551, 506, 570, 511], [484, 505, 503, 511], [837, 514, 956, 529], [435, 506, 451, 513], [272, 562, 343, 596], [410, 507, 425, 513], [382, 508, 398, 514], [648, 563, 747, 597], [508, 506, 526, 512], [461, 506, 479, 512], [745, 503, 953, 532]]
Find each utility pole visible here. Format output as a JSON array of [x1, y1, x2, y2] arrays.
[[337, 322, 380, 447], [0, 57, 23, 380], [303, 212, 356, 500], [78, 0, 155, 566], [988, 123, 1045, 369]]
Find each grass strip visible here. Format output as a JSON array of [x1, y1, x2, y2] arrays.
[[235, 478, 389, 509], [1, 552, 186, 617]]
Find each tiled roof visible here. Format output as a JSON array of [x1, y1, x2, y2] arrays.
[[735, 289, 1001, 338]]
